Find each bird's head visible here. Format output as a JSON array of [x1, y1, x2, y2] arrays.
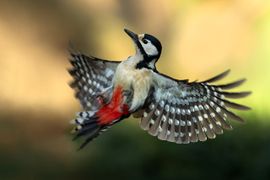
[[124, 28, 162, 70]]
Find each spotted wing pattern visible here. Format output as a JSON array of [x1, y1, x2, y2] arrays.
[[68, 51, 120, 109], [140, 70, 251, 144]]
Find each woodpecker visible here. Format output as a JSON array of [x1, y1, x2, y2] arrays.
[[68, 29, 251, 149]]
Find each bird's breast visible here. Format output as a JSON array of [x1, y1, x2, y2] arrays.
[[113, 63, 153, 111]]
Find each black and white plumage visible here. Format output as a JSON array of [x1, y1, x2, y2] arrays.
[[140, 70, 250, 143], [68, 29, 251, 149], [69, 54, 119, 109]]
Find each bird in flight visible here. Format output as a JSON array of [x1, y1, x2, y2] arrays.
[[68, 29, 251, 149]]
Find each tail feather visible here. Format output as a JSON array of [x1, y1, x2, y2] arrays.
[[71, 111, 103, 149], [78, 128, 101, 150], [71, 86, 131, 149], [73, 121, 99, 141]]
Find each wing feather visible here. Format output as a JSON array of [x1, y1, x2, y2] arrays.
[[68, 51, 120, 109], [139, 70, 251, 144], [214, 78, 246, 89], [201, 69, 230, 83]]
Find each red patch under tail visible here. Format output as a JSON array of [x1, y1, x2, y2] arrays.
[[96, 86, 129, 125]]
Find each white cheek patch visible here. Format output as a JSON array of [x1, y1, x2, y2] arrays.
[[148, 60, 156, 69], [141, 41, 158, 56]]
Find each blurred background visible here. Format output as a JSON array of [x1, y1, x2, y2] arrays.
[[0, 0, 270, 179]]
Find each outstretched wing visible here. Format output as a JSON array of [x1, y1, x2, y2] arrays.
[[140, 70, 251, 144], [68, 51, 120, 109]]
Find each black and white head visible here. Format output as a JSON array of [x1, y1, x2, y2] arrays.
[[124, 28, 162, 70]]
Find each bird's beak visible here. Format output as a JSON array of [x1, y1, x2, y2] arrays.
[[124, 28, 145, 55], [124, 28, 139, 44]]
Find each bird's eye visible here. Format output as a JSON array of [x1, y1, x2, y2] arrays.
[[142, 39, 148, 44]]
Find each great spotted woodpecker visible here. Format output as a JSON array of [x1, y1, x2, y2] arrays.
[[68, 29, 251, 149]]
